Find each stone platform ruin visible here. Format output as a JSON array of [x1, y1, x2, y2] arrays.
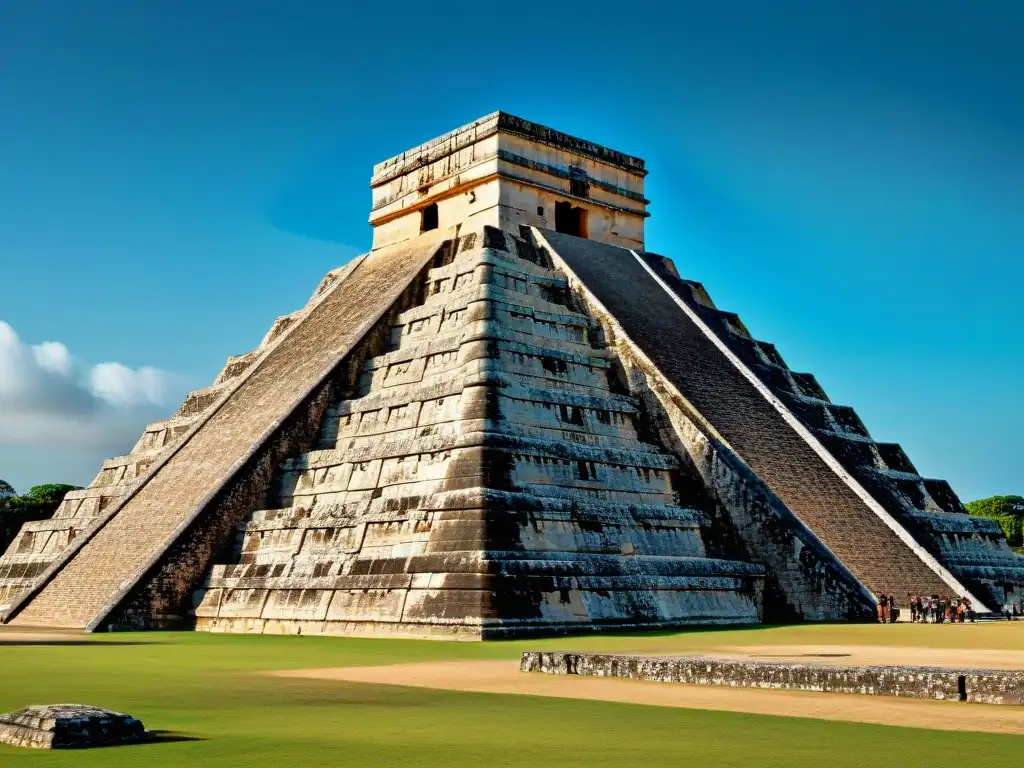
[[0, 704, 151, 749], [520, 652, 1024, 705], [0, 111, 1021, 638]]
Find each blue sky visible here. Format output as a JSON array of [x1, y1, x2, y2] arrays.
[[0, 1, 1020, 501]]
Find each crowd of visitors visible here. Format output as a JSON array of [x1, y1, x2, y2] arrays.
[[908, 594, 975, 623], [875, 594, 983, 623]]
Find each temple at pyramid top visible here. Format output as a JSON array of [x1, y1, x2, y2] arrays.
[[369, 111, 649, 250]]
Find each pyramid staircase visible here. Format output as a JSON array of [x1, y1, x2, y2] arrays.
[[633, 251, 1024, 611], [2, 236, 444, 629], [537, 229, 1024, 611], [0, 264, 361, 615]]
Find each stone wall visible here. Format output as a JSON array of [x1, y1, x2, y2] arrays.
[[369, 112, 647, 251], [521, 651, 1024, 705]]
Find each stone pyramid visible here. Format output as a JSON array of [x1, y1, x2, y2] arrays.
[[1, 112, 1021, 637]]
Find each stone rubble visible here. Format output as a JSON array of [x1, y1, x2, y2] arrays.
[[0, 704, 151, 749], [520, 652, 1024, 704]]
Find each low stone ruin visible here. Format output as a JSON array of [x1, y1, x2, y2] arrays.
[[0, 704, 151, 749], [521, 652, 1024, 705]]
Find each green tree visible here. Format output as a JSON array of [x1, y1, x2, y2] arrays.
[[0, 482, 83, 552], [965, 495, 1024, 548], [23, 483, 81, 505]]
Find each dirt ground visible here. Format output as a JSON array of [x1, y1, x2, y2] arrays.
[[273, 650, 1024, 736], [0, 626, 86, 643], [7, 623, 1022, 734]]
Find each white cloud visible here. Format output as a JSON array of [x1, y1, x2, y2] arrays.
[[33, 341, 73, 376], [0, 321, 190, 452], [89, 362, 168, 407]]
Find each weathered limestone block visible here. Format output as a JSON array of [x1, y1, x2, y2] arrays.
[[193, 227, 764, 638], [11, 112, 1001, 638], [369, 112, 647, 251], [628, 251, 1024, 609], [536, 228, 1024, 615], [0, 258, 355, 610], [521, 652, 1024, 704], [0, 704, 151, 749], [964, 670, 1024, 705], [4, 235, 443, 631]]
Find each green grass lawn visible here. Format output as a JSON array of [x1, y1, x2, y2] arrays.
[[0, 624, 1021, 767]]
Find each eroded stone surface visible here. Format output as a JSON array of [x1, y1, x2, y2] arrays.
[[0, 704, 151, 749], [537, 229, 1024, 612], [369, 112, 648, 251], [629, 249, 1024, 612], [191, 227, 765, 638], [6, 238, 441, 630], [521, 652, 1024, 704], [0, 262, 362, 615], [2, 111, 1020, 638]]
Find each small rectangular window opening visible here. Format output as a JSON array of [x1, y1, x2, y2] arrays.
[[570, 177, 589, 198], [421, 203, 439, 232], [568, 167, 590, 199]]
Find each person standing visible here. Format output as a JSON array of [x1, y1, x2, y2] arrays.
[[909, 594, 918, 623]]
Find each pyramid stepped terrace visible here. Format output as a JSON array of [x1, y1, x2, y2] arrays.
[[1, 112, 1020, 636]]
